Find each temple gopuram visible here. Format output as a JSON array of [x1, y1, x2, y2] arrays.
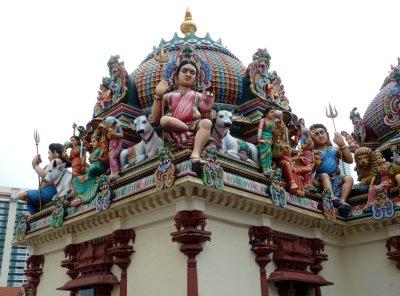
[[13, 9, 400, 296]]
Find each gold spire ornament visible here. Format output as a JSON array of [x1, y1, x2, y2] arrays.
[[180, 7, 197, 36]]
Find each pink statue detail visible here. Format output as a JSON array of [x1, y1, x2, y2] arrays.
[[366, 155, 397, 209], [105, 116, 123, 180], [293, 136, 315, 189], [151, 44, 214, 165]]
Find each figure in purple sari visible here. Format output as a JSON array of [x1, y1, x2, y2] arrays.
[[105, 116, 123, 180]]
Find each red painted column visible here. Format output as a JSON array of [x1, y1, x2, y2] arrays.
[[109, 229, 136, 296], [248, 226, 277, 296], [23, 255, 45, 296], [310, 238, 328, 296], [61, 244, 79, 296], [171, 210, 211, 296]]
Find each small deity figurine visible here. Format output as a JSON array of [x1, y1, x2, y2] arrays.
[[63, 134, 87, 197], [97, 78, 113, 108], [64, 135, 86, 177], [292, 134, 315, 189], [366, 153, 397, 209], [72, 132, 109, 206], [105, 116, 123, 180], [151, 43, 214, 165], [107, 55, 128, 103], [258, 107, 275, 175], [18, 144, 68, 214], [272, 141, 305, 196], [272, 110, 289, 144], [349, 107, 366, 145], [266, 83, 279, 100], [248, 48, 272, 101], [310, 124, 354, 212]]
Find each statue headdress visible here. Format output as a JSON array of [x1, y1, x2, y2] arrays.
[[107, 55, 121, 69], [162, 43, 212, 90]]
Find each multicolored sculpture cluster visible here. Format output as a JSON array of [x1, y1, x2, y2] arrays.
[[16, 11, 400, 227]]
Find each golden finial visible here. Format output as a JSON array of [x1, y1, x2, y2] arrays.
[[180, 7, 197, 37]]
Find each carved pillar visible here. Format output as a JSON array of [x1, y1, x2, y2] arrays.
[[248, 226, 277, 296], [109, 229, 136, 296], [309, 238, 328, 296], [171, 210, 211, 296], [24, 255, 45, 296], [61, 244, 79, 296], [386, 235, 400, 269]]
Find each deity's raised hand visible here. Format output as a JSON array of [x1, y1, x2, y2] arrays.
[[155, 80, 171, 97], [32, 154, 42, 167], [333, 132, 345, 147]]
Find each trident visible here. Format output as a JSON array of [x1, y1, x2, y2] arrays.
[[33, 129, 42, 211], [325, 103, 338, 132], [154, 44, 169, 67]]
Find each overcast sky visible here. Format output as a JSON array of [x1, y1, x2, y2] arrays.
[[1, 0, 399, 189]]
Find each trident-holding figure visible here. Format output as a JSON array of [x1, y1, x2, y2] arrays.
[[308, 104, 354, 218], [17, 135, 68, 215]]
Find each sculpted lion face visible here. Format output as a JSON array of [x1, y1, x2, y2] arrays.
[[355, 153, 370, 169], [354, 147, 379, 181]]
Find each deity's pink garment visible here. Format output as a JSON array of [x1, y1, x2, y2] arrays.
[[165, 90, 201, 148]]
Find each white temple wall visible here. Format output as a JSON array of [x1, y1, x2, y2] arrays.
[[29, 198, 400, 296], [197, 217, 260, 296], [36, 249, 69, 296], [341, 238, 399, 296], [127, 217, 186, 296]]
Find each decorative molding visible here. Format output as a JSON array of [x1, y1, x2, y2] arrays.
[[268, 231, 332, 295], [19, 179, 400, 248], [248, 226, 277, 296], [58, 234, 119, 295], [171, 210, 211, 296]]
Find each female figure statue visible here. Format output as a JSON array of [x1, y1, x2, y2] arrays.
[[72, 132, 108, 206], [64, 136, 86, 177], [63, 135, 86, 197], [105, 116, 123, 180], [258, 107, 275, 175], [366, 154, 397, 209], [151, 44, 214, 165]]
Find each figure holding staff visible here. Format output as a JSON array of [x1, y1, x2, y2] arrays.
[[18, 133, 69, 215]]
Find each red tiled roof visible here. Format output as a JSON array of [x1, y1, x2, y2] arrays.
[[0, 287, 19, 296]]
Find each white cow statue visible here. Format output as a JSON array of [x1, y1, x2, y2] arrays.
[[44, 162, 72, 198], [212, 110, 259, 164], [120, 115, 163, 168]]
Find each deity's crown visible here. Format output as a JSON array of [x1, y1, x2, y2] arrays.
[[176, 43, 201, 70], [163, 43, 212, 89], [107, 55, 121, 68]]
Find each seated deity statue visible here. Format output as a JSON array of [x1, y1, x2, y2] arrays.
[[151, 44, 214, 165], [18, 143, 70, 214], [310, 124, 353, 213]]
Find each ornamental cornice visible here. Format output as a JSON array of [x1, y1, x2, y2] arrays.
[[17, 177, 399, 247]]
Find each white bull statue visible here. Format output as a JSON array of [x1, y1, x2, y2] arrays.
[[211, 110, 259, 164], [45, 162, 72, 198], [120, 115, 163, 168]]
